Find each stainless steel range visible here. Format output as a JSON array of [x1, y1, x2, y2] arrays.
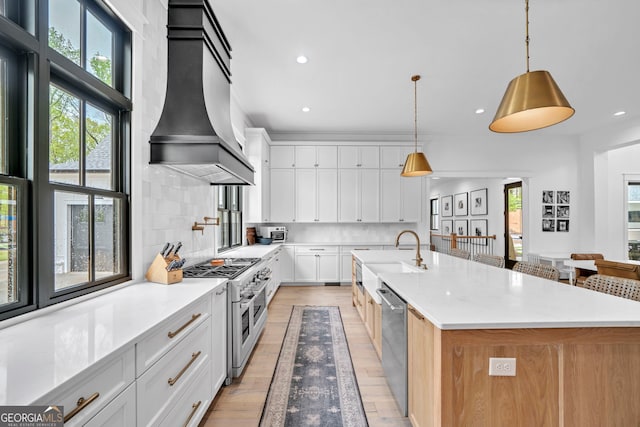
[[182, 257, 271, 382]]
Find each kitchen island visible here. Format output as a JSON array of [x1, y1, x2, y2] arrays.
[[353, 250, 640, 427]]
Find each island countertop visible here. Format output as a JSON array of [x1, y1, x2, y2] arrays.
[[352, 250, 640, 330]]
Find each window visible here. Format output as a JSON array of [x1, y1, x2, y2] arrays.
[[430, 197, 439, 230], [0, 0, 131, 320], [218, 186, 242, 250], [628, 182, 640, 260]]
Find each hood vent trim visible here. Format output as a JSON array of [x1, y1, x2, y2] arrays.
[[149, 0, 254, 185]]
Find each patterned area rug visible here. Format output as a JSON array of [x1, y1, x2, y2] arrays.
[[259, 306, 368, 427]]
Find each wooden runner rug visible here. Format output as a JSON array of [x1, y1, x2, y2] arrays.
[[259, 306, 368, 427]]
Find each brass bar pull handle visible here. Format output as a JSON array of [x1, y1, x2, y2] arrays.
[[407, 305, 425, 321], [64, 392, 100, 423], [168, 313, 202, 338], [168, 351, 202, 386], [182, 400, 202, 427]]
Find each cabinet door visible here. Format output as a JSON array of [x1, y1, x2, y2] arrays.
[[280, 246, 295, 282], [360, 169, 380, 222], [317, 253, 339, 282], [295, 146, 317, 168], [380, 169, 402, 222], [270, 146, 295, 168], [408, 306, 432, 427], [338, 146, 359, 168], [359, 146, 380, 168], [364, 290, 375, 340], [270, 169, 296, 222], [338, 169, 358, 222], [295, 169, 317, 222], [317, 169, 337, 222], [316, 146, 337, 168], [340, 253, 353, 282], [211, 285, 227, 394], [85, 383, 136, 427], [380, 146, 413, 169], [401, 176, 422, 222], [261, 164, 271, 222], [295, 254, 317, 281]]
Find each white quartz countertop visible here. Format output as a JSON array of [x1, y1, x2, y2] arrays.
[[353, 250, 640, 330], [221, 243, 282, 258], [0, 278, 226, 405]]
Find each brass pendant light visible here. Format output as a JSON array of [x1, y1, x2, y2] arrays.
[[401, 75, 432, 177], [489, 0, 574, 133]]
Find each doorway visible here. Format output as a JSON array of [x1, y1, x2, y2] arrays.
[[504, 182, 523, 269]]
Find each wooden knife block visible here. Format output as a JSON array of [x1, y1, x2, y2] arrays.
[[145, 253, 183, 285]]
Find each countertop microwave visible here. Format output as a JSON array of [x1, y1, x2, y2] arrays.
[[259, 226, 287, 243]]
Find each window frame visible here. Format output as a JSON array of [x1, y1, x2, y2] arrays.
[[430, 197, 439, 231], [218, 186, 243, 252], [0, 0, 132, 320]]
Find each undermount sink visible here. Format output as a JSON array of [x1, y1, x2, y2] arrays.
[[365, 262, 426, 275]]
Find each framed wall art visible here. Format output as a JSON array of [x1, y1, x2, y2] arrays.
[[557, 191, 570, 204], [542, 190, 554, 204], [542, 219, 555, 232], [470, 219, 488, 245], [441, 195, 453, 217], [557, 205, 570, 218], [557, 219, 569, 232], [454, 219, 468, 238], [454, 192, 468, 216], [470, 188, 488, 215], [441, 219, 453, 237], [542, 205, 554, 218]]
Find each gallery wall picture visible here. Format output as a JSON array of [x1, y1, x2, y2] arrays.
[[542, 205, 554, 218], [557, 205, 570, 218], [470, 219, 488, 245], [441, 195, 453, 217], [557, 219, 569, 232], [454, 192, 468, 216], [557, 191, 570, 204], [542, 190, 554, 204], [470, 188, 488, 215], [542, 219, 555, 232], [441, 220, 453, 237], [454, 219, 468, 241]]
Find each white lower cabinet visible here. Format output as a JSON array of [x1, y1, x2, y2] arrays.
[[339, 245, 383, 282], [84, 382, 136, 427], [36, 347, 135, 426], [294, 246, 339, 282], [280, 245, 295, 283], [158, 362, 212, 427]]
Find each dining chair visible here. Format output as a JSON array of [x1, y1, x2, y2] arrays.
[[473, 253, 505, 268], [594, 259, 640, 280], [583, 274, 640, 302], [513, 261, 560, 281], [570, 253, 604, 286], [449, 248, 471, 260]]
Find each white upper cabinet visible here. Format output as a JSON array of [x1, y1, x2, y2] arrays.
[[295, 146, 337, 168], [380, 169, 422, 222], [270, 146, 295, 168], [380, 146, 414, 169], [338, 169, 379, 222], [296, 169, 338, 222], [270, 168, 296, 222], [338, 146, 379, 168], [244, 128, 271, 222]]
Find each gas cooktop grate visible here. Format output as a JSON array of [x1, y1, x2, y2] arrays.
[[182, 258, 261, 279]]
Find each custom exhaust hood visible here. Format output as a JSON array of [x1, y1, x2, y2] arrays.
[[149, 0, 254, 185]]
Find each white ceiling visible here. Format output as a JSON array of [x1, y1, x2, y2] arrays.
[[213, 0, 640, 139]]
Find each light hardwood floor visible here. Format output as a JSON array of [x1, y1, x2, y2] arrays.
[[200, 285, 411, 427]]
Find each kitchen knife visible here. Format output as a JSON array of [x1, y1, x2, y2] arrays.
[[166, 260, 177, 271], [160, 242, 170, 257], [164, 244, 174, 259], [173, 241, 183, 257]]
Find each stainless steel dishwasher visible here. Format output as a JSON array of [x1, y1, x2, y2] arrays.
[[376, 282, 408, 416]]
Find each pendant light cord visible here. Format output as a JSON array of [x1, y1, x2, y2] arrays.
[[525, 0, 530, 72], [412, 75, 420, 153]]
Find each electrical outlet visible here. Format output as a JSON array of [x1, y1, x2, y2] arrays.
[[489, 357, 516, 376]]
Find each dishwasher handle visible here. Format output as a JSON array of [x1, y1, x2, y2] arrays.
[[376, 288, 404, 312]]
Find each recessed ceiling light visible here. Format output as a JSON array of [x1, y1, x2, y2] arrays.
[[614, 111, 626, 117], [302, 107, 310, 112], [296, 55, 308, 64], [475, 108, 485, 114]]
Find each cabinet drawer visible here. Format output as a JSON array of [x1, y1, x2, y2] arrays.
[[85, 382, 136, 427], [36, 347, 135, 426], [159, 361, 212, 427], [136, 296, 211, 376], [137, 319, 211, 426], [340, 245, 383, 253], [295, 245, 339, 254]]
